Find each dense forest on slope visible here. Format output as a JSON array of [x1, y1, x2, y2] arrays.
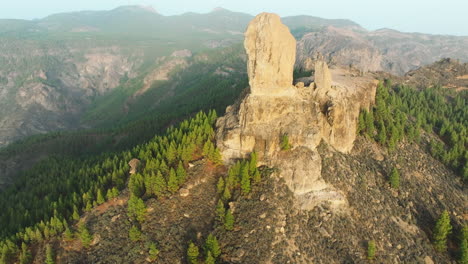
[[0, 111, 220, 262], [358, 81, 467, 180]]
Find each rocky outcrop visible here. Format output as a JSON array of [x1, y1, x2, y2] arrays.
[[244, 13, 296, 95], [216, 13, 377, 209]]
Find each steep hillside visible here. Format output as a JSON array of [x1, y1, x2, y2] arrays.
[[0, 45, 247, 190], [296, 26, 468, 75], [405, 58, 468, 90]]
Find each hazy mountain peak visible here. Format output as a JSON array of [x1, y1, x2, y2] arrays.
[[111, 5, 159, 14], [211, 7, 229, 12]]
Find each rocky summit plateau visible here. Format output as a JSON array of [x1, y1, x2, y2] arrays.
[[0, 6, 466, 264], [217, 13, 377, 210]]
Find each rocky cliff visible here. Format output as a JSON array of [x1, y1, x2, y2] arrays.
[[216, 13, 378, 209]]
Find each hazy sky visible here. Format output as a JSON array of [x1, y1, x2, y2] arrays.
[[1, 0, 467, 36]]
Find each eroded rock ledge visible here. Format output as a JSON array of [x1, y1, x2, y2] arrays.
[[216, 13, 377, 210]]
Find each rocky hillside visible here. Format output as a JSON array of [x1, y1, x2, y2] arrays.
[[213, 13, 466, 263], [296, 27, 468, 75], [404, 58, 468, 90]]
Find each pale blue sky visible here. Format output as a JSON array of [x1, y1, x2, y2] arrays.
[[1, 0, 467, 36]]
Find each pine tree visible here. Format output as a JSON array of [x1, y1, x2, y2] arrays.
[[166, 142, 177, 164], [365, 110, 375, 137], [85, 201, 92, 212], [154, 171, 167, 197], [127, 195, 147, 223], [224, 209, 234, 231], [205, 251, 215, 264], [176, 162, 186, 185], [222, 185, 231, 201], [205, 234, 221, 258], [106, 189, 114, 200], [358, 110, 366, 134], [129, 225, 142, 242], [45, 244, 55, 264], [227, 167, 237, 188], [253, 169, 261, 184], [129, 173, 145, 198], [187, 242, 199, 264], [216, 200, 226, 223], [240, 166, 251, 195], [217, 177, 225, 194], [367, 240, 376, 260], [460, 226, 468, 264], [64, 226, 74, 241], [35, 229, 43, 242], [249, 152, 258, 175], [96, 189, 105, 205], [203, 141, 212, 157], [148, 242, 160, 262], [19, 242, 31, 264], [433, 210, 452, 252], [389, 167, 400, 189], [377, 120, 387, 144], [79, 224, 93, 248], [211, 147, 223, 165], [167, 168, 179, 193], [280, 134, 291, 150]]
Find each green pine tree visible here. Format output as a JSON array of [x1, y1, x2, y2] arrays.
[[106, 189, 114, 200], [205, 251, 215, 264], [433, 210, 452, 252], [127, 195, 147, 223], [19, 242, 31, 264], [129, 225, 142, 242], [154, 171, 167, 197], [367, 240, 376, 260], [187, 242, 199, 264], [280, 134, 291, 150], [217, 177, 225, 194], [96, 189, 105, 205], [249, 152, 258, 175], [148, 242, 160, 262], [365, 110, 375, 137], [167, 168, 179, 193], [240, 166, 251, 195], [389, 167, 400, 189], [176, 161, 187, 185], [377, 121, 387, 144], [205, 234, 221, 258], [64, 226, 74, 241], [79, 224, 93, 248], [222, 185, 231, 201], [45, 244, 55, 264], [224, 209, 234, 231], [357, 110, 366, 134], [216, 200, 226, 223], [253, 169, 261, 184], [460, 226, 468, 264], [72, 205, 80, 221]]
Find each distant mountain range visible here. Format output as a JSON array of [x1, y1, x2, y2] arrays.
[[0, 5, 467, 147]]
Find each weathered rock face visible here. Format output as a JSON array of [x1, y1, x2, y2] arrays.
[[216, 13, 377, 209], [244, 13, 296, 95]]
